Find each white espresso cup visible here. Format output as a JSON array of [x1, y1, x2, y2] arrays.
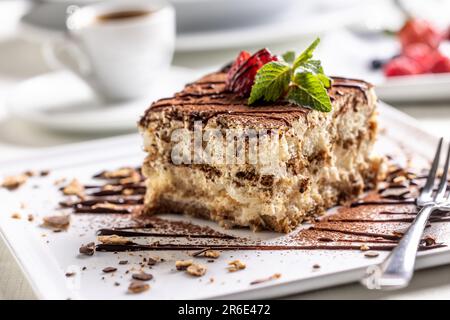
[[46, 0, 175, 101]]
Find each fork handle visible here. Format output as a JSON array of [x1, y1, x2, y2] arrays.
[[362, 204, 435, 290]]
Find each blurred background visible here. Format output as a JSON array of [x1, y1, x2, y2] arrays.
[[1, 0, 450, 162]]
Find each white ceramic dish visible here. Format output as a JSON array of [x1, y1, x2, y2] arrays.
[[5, 67, 201, 133], [19, 1, 368, 52], [0, 103, 448, 300]]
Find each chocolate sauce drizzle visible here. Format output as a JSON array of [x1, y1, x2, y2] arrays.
[[96, 228, 236, 239], [95, 243, 444, 253], [62, 162, 447, 254]]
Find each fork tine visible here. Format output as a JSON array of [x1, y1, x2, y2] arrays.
[[420, 137, 443, 202], [435, 143, 450, 201]]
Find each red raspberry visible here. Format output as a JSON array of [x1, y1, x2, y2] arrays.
[[398, 18, 443, 50], [226, 48, 277, 96], [431, 54, 450, 73], [383, 56, 423, 77]]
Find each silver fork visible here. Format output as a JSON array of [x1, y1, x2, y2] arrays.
[[362, 137, 450, 290]]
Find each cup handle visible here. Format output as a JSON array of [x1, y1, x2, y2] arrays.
[[42, 37, 91, 77]]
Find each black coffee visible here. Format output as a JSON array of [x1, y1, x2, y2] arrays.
[[97, 10, 152, 22]]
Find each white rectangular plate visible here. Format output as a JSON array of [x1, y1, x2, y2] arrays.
[[0, 103, 448, 300]]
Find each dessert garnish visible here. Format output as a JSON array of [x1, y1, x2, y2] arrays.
[[226, 38, 332, 112], [226, 48, 277, 96]]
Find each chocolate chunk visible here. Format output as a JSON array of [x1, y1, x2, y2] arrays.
[[102, 267, 117, 273], [40, 170, 50, 177], [132, 272, 153, 281], [118, 260, 128, 265], [364, 251, 379, 258], [79, 242, 95, 256]]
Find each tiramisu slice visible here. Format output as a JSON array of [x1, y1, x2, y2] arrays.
[[139, 40, 382, 232]]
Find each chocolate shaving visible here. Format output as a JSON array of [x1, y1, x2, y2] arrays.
[[132, 272, 153, 281], [102, 267, 117, 273], [79, 242, 95, 256]]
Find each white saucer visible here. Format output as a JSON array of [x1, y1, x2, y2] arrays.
[[175, 1, 368, 51], [20, 1, 369, 52], [5, 67, 201, 133]]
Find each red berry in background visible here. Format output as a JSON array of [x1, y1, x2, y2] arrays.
[[398, 18, 443, 50], [226, 48, 277, 96], [383, 56, 423, 77], [431, 54, 450, 73], [402, 43, 440, 72]]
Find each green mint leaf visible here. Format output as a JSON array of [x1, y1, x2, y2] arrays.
[[248, 61, 291, 105], [300, 60, 331, 88], [292, 38, 320, 70], [287, 72, 332, 112], [281, 51, 296, 64]]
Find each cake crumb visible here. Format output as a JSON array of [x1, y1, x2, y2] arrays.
[[62, 179, 85, 198], [227, 260, 246, 272], [176, 260, 193, 270], [42, 215, 70, 230], [313, 264, 321, 269], [128, 281, 150, 294], [97, 235, 131, 245], [186, 263, 207, 277], [1, 174, 28, 190], [11, 212, 21, 220], [147, 257, 158, 266], [204, 250, 220, 259], [422, 235, 436, 246], [250, 273, 281, 285], [53, 177, 66, 186], [27, 214, 34, 222], [360, 244, 370, 251]]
